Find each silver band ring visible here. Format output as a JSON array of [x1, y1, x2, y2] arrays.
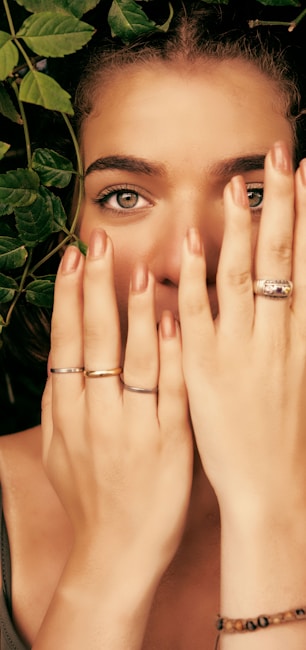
[[84, 367, 122, 378], [120, 374, 158, 394], [50, 367, 84, 374], [253, 279, 293, 299]]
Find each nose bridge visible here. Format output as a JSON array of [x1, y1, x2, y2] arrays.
[[155, 191, 214, 286]]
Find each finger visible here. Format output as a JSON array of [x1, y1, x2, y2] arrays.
[[122, 263, 158, 404], [83, 229, 121, 397], [291, 161, 306, 327], [158, 311, 190, 441], [50, 246, 84, 404], [179, 228, 215, 376], [216, 176, 254, 337], [254, 141, 295, 328]]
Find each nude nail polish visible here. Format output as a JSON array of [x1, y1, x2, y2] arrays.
[[88, 229, 107, 258], [131, 262, 148, 293], [187, 227, 202, 255], [271, 141, 292, 173], [161, 310, 176, 339], [61, 246, 81, 274], [231, 175, 249, 208]]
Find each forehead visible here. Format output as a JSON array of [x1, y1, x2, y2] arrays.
[[82, 59, 293, 170]]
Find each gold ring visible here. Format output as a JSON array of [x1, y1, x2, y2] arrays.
[[84, 367, 122, 378]]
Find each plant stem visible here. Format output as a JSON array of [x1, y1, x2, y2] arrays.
[[4, 250, 33, 327], [12, 81, 32, 167], [29, 234, 75, 275], [62, 113, 84, 235], [3, 0, 16, 36], [288, 8, 306, 32], [249, 8, 306, 31]]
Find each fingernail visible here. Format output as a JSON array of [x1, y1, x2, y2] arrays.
[[271, 141, 292, 174], [88, 229, 107, 258], [160, 310, 176, 339], [299, 159, 306, 185], [61, 246, 81, 274], [131, 262, 148, 293], [187, 227, 202, 255], [231, 175, 249, 208]]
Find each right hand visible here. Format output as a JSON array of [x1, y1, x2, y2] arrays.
[[41, 228, 193, 581]]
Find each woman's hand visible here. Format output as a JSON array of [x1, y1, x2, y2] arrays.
[[178, 141, 306, 636], [38, 229, 193, 649]]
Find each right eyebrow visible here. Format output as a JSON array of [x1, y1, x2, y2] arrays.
[[208, 154, 266, 178], [85, 155, 167, 178]]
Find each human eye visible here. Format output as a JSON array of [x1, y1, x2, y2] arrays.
[[93, 184, 152, 213], [245, 182, 264, 213]]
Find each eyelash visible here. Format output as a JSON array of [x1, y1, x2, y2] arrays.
[[93, 184, 152, 213], [93, 182, 264, 217]]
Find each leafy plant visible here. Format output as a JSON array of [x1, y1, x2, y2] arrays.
[[0, 0, 305, 345]]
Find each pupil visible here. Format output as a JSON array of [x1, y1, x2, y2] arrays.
[[248, 189, 263, 208], [117, 191, 138, 208]]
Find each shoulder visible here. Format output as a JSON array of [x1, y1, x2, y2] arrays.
[[0, 426, 43, 487]]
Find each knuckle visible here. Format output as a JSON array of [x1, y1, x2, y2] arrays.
[[219, 269, 251, 292]]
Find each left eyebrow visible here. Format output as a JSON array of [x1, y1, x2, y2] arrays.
[[85, 155, 167, 178], [208, 154, 266, 178]]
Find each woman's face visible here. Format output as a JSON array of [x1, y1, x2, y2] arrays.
[[79, 58, 293, 342]]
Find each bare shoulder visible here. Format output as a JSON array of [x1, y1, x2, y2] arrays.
[[0, 425, 43, 488]]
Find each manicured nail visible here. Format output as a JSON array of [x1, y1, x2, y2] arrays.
[[299, 159, 306, 186], [88, 229, 107, 258], [271, 141, 292, 173], [131, 262, 148, 293], [231, 175, 249, 208], [160, 310, 176, 339], [61, 246, 81, 274], [187, 227, 202, 255]]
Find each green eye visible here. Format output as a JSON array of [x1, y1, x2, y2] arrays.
[[246, 186, 264, 210]]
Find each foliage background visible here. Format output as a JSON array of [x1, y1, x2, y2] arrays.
[[1, 0, 306, 435]]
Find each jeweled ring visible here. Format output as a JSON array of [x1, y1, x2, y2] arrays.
[[84, 367, 122, 378], [50, 367, 84, 374], [253, 279, 293, 299], [120, 374, 158, 394]]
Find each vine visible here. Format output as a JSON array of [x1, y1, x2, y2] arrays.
[[0, 0, 305, 342]]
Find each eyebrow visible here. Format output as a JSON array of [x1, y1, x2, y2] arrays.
[[84, 153, 266, 178], [85, 155, 166, 177], [208, 154, 266, 177]]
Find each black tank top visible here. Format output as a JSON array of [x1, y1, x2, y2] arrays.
[[0, 489, 29, 649]]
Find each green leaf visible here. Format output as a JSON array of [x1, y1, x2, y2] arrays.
[[0, 237, 28, 271], [256, 0, 300, 4], [32, 148, 73, 187], [0, 84, 22, 124], [0, 273, 18, 304], [108, 0, 156, 41], [49, 193, 68, 232], [19, 70, 73, 114], [158, 3, 174, 33], [0, 204, 14, 217], [75, 239, 87, 255], [0, 32, 19, 80], [15, 0, 100, 19], [0, 169, 40, 207], [26, 277, 55, 307], [17, 13, 95, 58], [0, 142, 10, 161], [200, 0, 229, 3], [14, 186, 55, 246]]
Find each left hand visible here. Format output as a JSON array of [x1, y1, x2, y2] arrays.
[[178, 141, 306, 523]]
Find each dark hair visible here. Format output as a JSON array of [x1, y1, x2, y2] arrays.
[[74, 2, 305, 159]]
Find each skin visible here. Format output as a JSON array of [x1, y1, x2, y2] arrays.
[[1, 58, 306, 650]]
